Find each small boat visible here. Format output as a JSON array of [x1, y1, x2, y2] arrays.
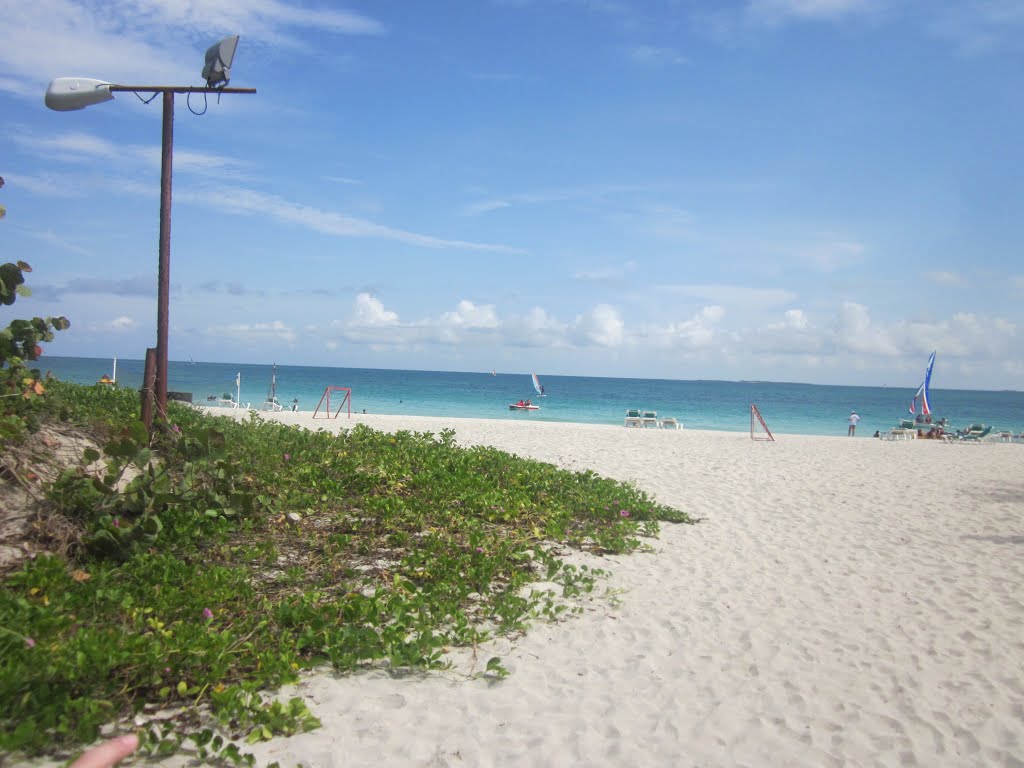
[[97, 356, 117, 385], [262, 363, 284, 411], [509, 402, 540, 411]]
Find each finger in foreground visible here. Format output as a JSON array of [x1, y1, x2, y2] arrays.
[[69, 733, 140, 768]]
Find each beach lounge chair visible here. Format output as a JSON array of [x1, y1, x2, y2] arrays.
[[958, 425, 993, 442], [624, 409, 643, 427], [641, 410, 659, 428], [883, 427, 915, 440], [217, 392, 251, 411], [658, 416, 682, 429]]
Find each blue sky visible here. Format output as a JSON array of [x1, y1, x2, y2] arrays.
[[2, 0, 1022, 390]]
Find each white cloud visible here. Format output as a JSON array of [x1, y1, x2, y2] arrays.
[[666, 305, 725, 349], [15, 131, 248, 179], [461, 199, 511, 216], [109, 316, 135, 330], [352, 294, 399, 326], [181, 186, 524, 254], [574, 304, 625, 347], [440, 300, 499, 329], [216, 320, 296, 344], [0, 1, 385, 99], [747, 0, 878, 24], [835, 301, 901, 356], [784, 308, 808, 329]]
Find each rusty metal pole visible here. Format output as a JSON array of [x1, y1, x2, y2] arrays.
[[155, 91, 174, 425], [142, 347, 157, 433]]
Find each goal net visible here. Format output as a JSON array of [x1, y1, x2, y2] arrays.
[[750, 403, 775, 441]]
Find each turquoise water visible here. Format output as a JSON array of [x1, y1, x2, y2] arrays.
[[40, 356, 1024, 438]]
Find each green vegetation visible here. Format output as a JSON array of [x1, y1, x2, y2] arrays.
[[0, 259, 70, 441], [1, 381, 691, 765]]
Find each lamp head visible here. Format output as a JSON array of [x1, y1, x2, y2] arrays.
[[202, 35, 240, 87], [45, 78, 115, 111]]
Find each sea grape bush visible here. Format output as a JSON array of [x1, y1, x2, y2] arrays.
[[0, 259, 70, 440]]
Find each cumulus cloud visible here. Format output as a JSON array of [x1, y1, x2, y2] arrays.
[[670, 305, 725, 349], [503, 308, 569, 349], [835, 301, 901, 356], [574, 304, 625, 347], [109, 316, 135, 329], [352, 293, 399, 326], [440, 300, 499, 329]]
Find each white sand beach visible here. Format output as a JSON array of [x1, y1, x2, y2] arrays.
[[206, 412, 1024, 765]]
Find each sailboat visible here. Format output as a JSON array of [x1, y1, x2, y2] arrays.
[[908, 351, 936, 419], [899, 351, 951, 436], [263, 363, 283, 412], [531, 372, 545, 397]]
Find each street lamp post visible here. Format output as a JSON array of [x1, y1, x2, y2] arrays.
[[45, 37, 255, 429]]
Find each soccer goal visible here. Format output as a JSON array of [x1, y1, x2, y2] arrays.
[[750, 403, 775, 441], [313, 386, 352, 419]]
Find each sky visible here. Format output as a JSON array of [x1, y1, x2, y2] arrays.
[[1, 0, 1023, 391]]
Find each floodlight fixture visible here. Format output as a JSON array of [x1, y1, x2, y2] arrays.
[[45, 77, 115, 111], [202, 35, 240, 87]]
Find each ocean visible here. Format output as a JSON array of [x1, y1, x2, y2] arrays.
[[39, 356, 1024, 438]]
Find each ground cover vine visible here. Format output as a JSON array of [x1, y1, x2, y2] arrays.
[[0, 381, 691, 765]]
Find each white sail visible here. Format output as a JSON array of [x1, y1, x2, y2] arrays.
[[531, 372, 545, 397]]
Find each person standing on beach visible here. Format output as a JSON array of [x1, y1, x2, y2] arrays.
[[848, 410, 860, 436]]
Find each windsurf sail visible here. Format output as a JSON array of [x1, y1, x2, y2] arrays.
[[531, 372, 545, 397], [911, 352, 936, 416]]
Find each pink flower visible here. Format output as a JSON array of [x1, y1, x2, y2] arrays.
[[113, 518, 120, 528], [283, 453, 291, 461], [202, 608, 214, 620], [475, 547, 484, 553], [171, 424, 181, 434], [619, 509, 630, 517], [24, 637, 36, 649]]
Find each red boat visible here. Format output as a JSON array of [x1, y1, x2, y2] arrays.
[[509, 400, 540, 411]]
